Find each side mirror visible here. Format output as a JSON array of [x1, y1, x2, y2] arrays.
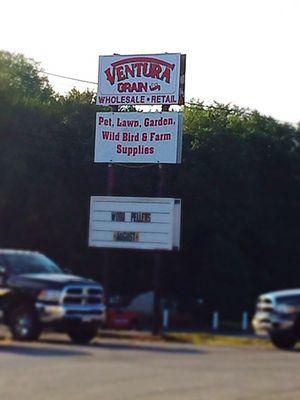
[[63, 267, 72, 275]]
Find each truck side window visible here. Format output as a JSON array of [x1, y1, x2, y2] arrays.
[[277, 295, 300, 306]]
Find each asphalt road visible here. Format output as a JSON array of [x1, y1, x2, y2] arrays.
[[1, 333, 300, 400]]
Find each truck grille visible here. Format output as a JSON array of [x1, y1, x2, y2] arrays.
[[61, 286, 103, 306]]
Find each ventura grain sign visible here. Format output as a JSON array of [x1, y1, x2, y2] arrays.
[[97, 53, 185, 106]]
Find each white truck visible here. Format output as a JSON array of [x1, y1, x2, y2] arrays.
[[252, 289, 300, 350]]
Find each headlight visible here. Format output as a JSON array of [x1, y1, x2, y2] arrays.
[[37, 289, 62, 302]]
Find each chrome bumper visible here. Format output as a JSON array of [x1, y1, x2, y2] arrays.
[[35, 302, 106, 324]]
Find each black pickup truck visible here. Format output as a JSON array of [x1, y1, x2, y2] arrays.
[[0, 249, 105, 343]]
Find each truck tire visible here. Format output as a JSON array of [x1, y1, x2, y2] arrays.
[[67, 323, 98, 344], [269, 330, 297, 350], [10, 305, 41, 341]]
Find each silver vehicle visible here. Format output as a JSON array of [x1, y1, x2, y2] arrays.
[[252, 289, 300, 349]]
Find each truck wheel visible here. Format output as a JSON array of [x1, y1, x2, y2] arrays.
[[10, 305, 41, 341], [67, 323, 98, 344], [270, 331, 297, 350]]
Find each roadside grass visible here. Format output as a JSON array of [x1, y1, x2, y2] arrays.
[[98, 330, 272, 347], [1, 329, 299, 349], [164, 332, 271, 347]]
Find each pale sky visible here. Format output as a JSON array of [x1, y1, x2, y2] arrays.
[[1, 0, 300, 123]]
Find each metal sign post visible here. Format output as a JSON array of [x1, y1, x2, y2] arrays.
[[103, 105, 118, 304], [152, 104, 169, 335]]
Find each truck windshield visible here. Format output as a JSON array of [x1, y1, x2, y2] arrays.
[[4, 253, 63, 275]]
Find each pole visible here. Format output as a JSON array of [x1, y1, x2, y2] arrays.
[[242, 311, 249, 331], [163, 309, 169, 330], [152, 104, 169, 335], [152, 251, 161, 335], [212, 311, 219, 331], [103, 105, 118, 305]]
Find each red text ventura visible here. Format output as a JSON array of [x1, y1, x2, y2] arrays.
[[104, 57, 175, 86]]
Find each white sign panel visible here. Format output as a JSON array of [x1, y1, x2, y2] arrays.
[[97, 53, 185, 106], [94, 112, 182, 164], [89, 196, 181, 251]]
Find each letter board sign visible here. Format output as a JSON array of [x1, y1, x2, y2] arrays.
[[89, 196, 181, 251], [94, 112, 182, 164], [97, 53, 185, 106]]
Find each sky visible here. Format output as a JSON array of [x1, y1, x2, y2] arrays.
[[1, 0, 300, 123]]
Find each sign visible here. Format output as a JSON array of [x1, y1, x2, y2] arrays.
[[97, 53, 186, 106], [94, 112, 182, 164], [89, 196, 181, 251]]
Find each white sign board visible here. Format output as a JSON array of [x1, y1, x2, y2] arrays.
[[89, 196, 181, 251], [94, 112, 182, 164], [97, 53, 185, 106]]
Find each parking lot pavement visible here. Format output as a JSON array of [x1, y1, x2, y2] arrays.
[[1, 333, 300, 400]]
